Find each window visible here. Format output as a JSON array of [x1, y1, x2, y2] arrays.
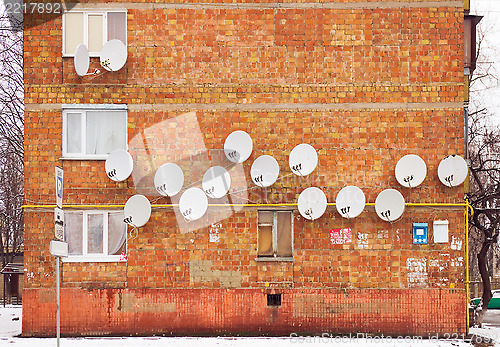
[[257, 210, 293, 258], [63, 10, 127, 57], [62, 105, 127, 159], [63, 211, 127, 262]]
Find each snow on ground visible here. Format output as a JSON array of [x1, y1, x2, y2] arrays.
[[0, 305, 21, 338], [470, 324, 500, 345], [0, 305, 497, 346]]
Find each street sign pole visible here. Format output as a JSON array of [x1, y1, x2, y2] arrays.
[[50, 241, 67, 347], [54, 167, 64, 347], [56, 256, 61, 347]]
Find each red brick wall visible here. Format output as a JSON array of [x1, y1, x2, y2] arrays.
[[22, 288, 465, 337], [23, 0, 467, 336]]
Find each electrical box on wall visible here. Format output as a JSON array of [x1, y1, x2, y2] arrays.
[[433, 220, 449, 243], [412, 223, 428, 244]]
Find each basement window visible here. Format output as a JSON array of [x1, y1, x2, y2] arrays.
[[267, 293, 282, 307], [257, 210, 293, 259]]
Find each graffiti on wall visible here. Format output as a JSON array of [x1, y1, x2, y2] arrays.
[[406, 258, 428, 287]]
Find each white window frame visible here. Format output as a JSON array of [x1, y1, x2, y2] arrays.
[[62, 104, 128, 160], [62, 10, 127, 57], [63, 210, 127, 263], [256, 210, 294, 260]]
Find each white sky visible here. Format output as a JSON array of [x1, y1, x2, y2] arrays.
[[470, 0, 500, 119]]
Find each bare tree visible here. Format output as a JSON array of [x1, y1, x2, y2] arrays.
[[0, 5, 24, 268], [467, 107, 500, 325], [467, 10, 500, 326]]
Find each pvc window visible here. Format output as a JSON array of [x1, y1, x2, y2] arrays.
[[63, 211, 127, 262], [63, 10, 127, 57], [62, 106, 127, 160], [257, 210, 293, 258]]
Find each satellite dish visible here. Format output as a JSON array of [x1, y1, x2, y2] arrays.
[[375, 189, 405, 222], [105, 149, 133, 182], [74, 44, 90, 76], [154, 163, 184, 197], [100, 39, 127, 72], [335, 186, 365, 219], [395, 154, 427, 188], [289, 143, 318, 176], [297, 187, 327, 220], [202, 166, 231, 199], [251, 155, 280, 187], [438, 154, 468, 187], [224, 130, 253, 164], [179, 187, 209, 221], [123, 194, 151, 227]]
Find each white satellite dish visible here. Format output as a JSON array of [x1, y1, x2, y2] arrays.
[[202, 166, 231, 199], [289, 143, 318, 176], [123, 194, 151, 228], [297, 187, 327, 220], [100, 39, 127, 72], [74, 44, 90, 76], [395, 154, 427, 188], [438, 154, 468, 187], [251, 155, 280, 187], [375, 189, 405, 222], [224, 130, 253, 164], [105, 149, 133, 182], [335, 186, 365, 219], [154, 163, 184, 197], [179, 187, 209, 221]]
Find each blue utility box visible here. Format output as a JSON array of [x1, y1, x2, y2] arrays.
[[412, 223, 428, 244]]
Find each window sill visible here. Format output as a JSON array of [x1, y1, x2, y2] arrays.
[[60, 157, 108, 161], [62, 255, 126, 263], [255, 257, 294, 262], [62, 104, 128, 110]]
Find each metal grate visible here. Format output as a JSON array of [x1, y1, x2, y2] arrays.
[[267, 293, 281, 307]]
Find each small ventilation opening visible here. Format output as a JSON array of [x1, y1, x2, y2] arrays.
[[267, 293, 281, 306]]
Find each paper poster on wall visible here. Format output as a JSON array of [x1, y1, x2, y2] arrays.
[[330, 228, 352, 245]]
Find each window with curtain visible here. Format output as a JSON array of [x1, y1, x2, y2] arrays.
[[64, 211, 127, 262], [63, 10, 127, 56], [257, 210, 293, 258], [63, 107, 127, 159]]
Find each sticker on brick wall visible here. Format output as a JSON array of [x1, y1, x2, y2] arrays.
[[209, 222, 221, 243], [428, 253, 449, 271], [119, 251, 127, 261], [377, 230, 389, 239], [395, 229, 401, 241], [358, 232, 369, 249], [451, 257, 464, 267], [451, 236, 462, 250], [406, 258, 428, 287], [330, 228, 351, 245]]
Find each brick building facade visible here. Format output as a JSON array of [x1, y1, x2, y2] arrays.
[[23, 0, 467, 337]]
